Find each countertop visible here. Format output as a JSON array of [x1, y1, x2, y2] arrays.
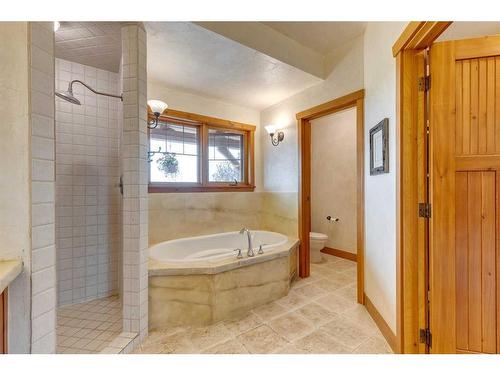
[[0, 260, 23, 295]]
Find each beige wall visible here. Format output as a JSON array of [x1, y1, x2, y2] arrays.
[[0, 22, 31, 262], [363, 22, 407, 333], [260, 35, 364, 192], [311, 108, 357, 253], [0, 22, 31, 353]]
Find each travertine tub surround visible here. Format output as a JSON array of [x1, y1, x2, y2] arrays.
[[149, 239, 298, 329], [148, 192, 298, 245]]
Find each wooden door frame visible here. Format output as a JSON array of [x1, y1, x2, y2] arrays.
[[296, 89, 365, 304], [393, 21, 452, 353]]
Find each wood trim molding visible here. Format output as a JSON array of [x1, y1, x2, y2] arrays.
[[296, 89, 364, 120], [321, 247, 357, 262], [392, 21, 452, 57], [1, 288, 7, 354], [355, 98, 365, 304], [296, 90, 365, 304], [159, 108, 256, 132], [364, 293, 397, 353], [392, 22, 424, 57], [148, 184, 255, 193]]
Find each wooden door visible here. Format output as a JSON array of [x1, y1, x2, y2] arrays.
[[430, 35, 500, 353]]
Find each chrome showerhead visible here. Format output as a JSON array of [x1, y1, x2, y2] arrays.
[[55, 89, 81, 105], [55, 79, 122, 105]]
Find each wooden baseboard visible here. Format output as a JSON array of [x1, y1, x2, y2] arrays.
[[321, 247, 357, 262], [364, 293, 397, 353]]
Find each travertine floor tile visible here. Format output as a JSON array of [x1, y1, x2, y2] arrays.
[[293, 282, 329, 299], [223, 312, 262, 336], [189, 323, 232, 350], [312, 278, 344, 293], [295, 302, 338, 328], [252, 301, 288, 321], [202, 339, 249, 354], [340, 268, 357, 279], [237, 325, 288, 354], [161, 330, 197, 354], [275, 290, 309, 310], [329, 260, 356, 272], [333, 284, 358, 301], [316, 292, 358, 314], [268, 311, 315, 341], [340, 304, 379, 334], [353, 337, 393, 354], [324, 270, 356, 286], [134, 254, 392, 355], [320, 318, 371, 349], [293, 330, 351, 354]]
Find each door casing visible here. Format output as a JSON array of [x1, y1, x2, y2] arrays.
[[296, 89, 365, 305]]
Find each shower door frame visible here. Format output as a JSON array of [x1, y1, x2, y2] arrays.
[[296, 89, 365, 304]]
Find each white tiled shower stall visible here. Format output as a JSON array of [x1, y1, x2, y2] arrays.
[[55, 58, 122, 306]]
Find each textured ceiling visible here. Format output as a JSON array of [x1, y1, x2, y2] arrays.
[[55, 21, 368, 109], [262, 22, 367, 54], [146, 22, 322, 110], [55, 22, 123, 72]]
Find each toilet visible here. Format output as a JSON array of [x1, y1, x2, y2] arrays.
[[310, 232, 328, 263]]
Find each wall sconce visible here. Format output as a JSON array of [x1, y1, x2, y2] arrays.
[[147, 99, 168, 129], [265, 124, 284, 146]]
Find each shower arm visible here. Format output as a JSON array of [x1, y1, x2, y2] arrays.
[[69, 80, 123, 101]]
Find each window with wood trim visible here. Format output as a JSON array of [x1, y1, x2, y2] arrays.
[[148, 109, 256, 193]]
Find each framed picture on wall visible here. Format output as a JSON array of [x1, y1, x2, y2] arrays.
[[369, 118, 389, 175]]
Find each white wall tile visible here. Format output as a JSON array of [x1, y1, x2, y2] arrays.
[[55, 58, 122, 306], [121, 24, 148, 341]]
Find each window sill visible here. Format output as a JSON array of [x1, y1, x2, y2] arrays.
[[148, 185, 256, 193]]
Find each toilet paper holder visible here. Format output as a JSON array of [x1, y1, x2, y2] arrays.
[[326, 216, 340, 222]]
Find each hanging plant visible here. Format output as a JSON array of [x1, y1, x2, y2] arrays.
[[157, 153, 179, 176]]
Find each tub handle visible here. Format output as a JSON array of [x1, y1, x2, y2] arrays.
[[258, 244, 267, 255], [233, 248, 243, 259]]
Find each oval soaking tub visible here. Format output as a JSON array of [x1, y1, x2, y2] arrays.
[[149, 230, 288, 264], [148, 230, 299, 329]]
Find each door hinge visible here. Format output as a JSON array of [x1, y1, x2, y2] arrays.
[[418, 75, 431, 92], [419, 328, 432, 348], [418, 202, 432, 218]]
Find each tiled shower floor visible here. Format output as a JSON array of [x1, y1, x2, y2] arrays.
[[134, 254, 392, 354], [56, 295, 122, 353]]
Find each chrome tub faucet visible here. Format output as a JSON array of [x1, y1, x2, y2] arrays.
[[239, 228, 254, 257]]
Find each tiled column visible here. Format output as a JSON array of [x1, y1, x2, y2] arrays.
[[121, 23, 148, 343], [29, 21, 57, 353]]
